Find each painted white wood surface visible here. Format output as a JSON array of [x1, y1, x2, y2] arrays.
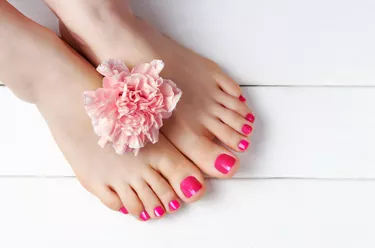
[[2, 87, 375, 178], [1, 178, 375, 248], [0, 178, 45, 248], [8, 0, 375, 86]]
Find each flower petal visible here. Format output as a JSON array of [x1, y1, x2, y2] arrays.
[[151, 60, 165, 74], [159, 79, 182, 114], [131, 62, 160, 79], [97, 59, 130, 77]]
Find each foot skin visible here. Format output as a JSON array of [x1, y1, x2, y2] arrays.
[[2, 2, 205, 221], [50, 1, 256, 178]]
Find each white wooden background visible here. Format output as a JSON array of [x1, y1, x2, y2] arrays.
[[1, 0, 375, 247]]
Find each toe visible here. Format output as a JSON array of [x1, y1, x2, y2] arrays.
[[216, 90, 255, 123], [176, 134, 240, 178], [204, 115, 251, 152], [155, 156, 206, 203], [214, 71, 242, 98], [162, 122, 240, 178], [131, 180, 166, 220], [212, 103, 254, 138], [142, 167, 181, 213], [146, 135, 206, 203], [97, 187, 125, 213], [113, 184, 144, 218], [197, 137, 240, 177]]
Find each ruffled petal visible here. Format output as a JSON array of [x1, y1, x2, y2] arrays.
[[131, 61, 161, 79], [146, 126, 160, 144], [159, 79, 182, 115], [150, 60, 165, 74], [97, 59, 130, 77]]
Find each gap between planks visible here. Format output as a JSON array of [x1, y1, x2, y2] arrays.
[[1, 175, 375, 181]]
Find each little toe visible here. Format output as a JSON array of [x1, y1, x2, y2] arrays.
[[216, 90, 255, 123], [214, 72, 242, 98], [113, 184, 144, 218], [131, 180, 166, 220], [142, 167, 181, 213], [212, 103, 254, 137]]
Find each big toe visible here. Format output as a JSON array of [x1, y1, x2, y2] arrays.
[[145, 135, 206, 203], [162, 120, 241, 178]]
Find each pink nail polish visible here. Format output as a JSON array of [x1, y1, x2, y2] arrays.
[[238, 140, 249, 151], [215, 154, 236, 174], [119, 207, 129, 215], [154, 206, 165, 217], [239, 95, 246, 102], [140, 211, 150, 221], [180, 176, 202, 198], [242, 124, 253, 135], [246, 113, 255, 123], [169, 200, 180, 211]]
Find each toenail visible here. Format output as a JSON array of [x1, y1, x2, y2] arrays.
[[246, 113, 255, 123], [242, 124, 253, 135], [215, 154, 236, 174], [140, 211, 150, 221], [154, 206, 165, 217], [238, 140, 249, 151], [239, 95, 246, 102], [119, 207, 129, 215], [169, 200, 181, 211], [180, 176, 203, 198]]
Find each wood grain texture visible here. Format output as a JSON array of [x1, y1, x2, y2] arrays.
[[1, 87, 375, 178], [1, 178, 374, 248]]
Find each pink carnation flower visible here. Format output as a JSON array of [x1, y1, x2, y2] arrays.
[[84, 59, 182, 156]]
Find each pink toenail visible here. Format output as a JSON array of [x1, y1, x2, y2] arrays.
[[246, 113, 255, 123], [140, 211, 150, 221], [239, 95, 246, 102], [154, 206, 165, 217], [169, 200, 180, 211], [180, 176, 202, 198], [119, 207, 129, 215], [238, 140, 249, 151], [242, 124, 253, 135], [215, 154, 236, 174]]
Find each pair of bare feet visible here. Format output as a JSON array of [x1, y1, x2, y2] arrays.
[[1, 0, 255, 221]]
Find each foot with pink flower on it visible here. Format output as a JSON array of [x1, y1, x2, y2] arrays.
[[45, 0, 256, 178], [2, 1, 206, 221]]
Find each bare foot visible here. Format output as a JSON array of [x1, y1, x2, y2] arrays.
[[47, 0, 256, 178], [1, 2, 205, 221]]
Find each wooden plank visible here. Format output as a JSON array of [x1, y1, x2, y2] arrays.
[[8, 0, 375, 86], [240, 86, 375, 179], [132, 0, 375, 86], [1, 178, 374, 248], [0, 88, 72, 176], [0, 178, 46, 248], [1, 87, 375, 178]]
